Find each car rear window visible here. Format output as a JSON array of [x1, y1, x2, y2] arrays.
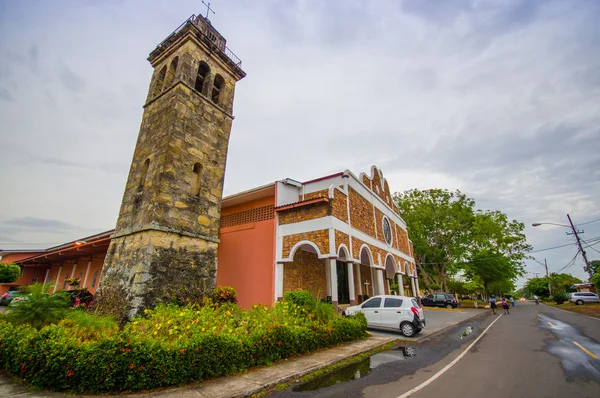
[[362, 298, 382, 308], [384, 298, 403, 308], [411, 299, 420, 308]]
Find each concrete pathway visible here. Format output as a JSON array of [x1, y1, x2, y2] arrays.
[[0, 335, 397, 398]]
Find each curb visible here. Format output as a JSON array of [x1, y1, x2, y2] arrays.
[[241, 337, 399, 397]]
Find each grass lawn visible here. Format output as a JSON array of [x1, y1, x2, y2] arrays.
[[544, 301, 600, 318]]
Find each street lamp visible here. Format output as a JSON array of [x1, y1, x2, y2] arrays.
[[531, 214, 592, 278]]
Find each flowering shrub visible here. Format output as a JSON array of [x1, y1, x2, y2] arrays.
[[0, 293, 367, 393], [212, 286, 237, 305]]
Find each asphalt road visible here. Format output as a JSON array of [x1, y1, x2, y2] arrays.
[[273, 302, 600, 398]]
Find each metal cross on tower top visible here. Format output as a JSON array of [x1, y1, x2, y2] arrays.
[[202, 1, 216, 19]]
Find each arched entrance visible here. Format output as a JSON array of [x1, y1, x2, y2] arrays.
[[359, 246, 379, 298], [282, 243, 327, 301], [385, 254, 397, 294], [336, 247, 352, 305]]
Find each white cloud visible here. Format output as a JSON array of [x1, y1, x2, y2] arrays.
[[0, 0, 598, 282]]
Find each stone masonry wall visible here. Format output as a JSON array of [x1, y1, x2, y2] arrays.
[[331, 191, 348, 223], [97, 31, 244, 320], [348, 187, 375, 237], [303, 189, 329, 201], [283, 249, 327, 301], [335, 230, 350, 255], [282, 229, 329, 258], [278, 202, 328, 225]]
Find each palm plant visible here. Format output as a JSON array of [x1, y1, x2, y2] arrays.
[[7, 283, 70, 329]]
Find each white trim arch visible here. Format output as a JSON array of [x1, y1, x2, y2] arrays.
[[288, 240, 323, 260], [384, 254, 397, 279], [359, 244, 374, 266], [337, 244, 350, 261]]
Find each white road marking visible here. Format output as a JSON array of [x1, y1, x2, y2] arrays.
[[396, 315, 502, 398]]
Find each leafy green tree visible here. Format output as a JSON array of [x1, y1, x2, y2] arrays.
[[5, 283, 70, 329], [589, 260, 600, 276], [0, 262, 21, 283], [549, 273, 582, 294], [525, 277, 550, 298], [394, 189, 531, 292], [590, 272, 600, 289], [429, 283, 442, 292], [447, 279, 466, 294], [463, 281, 484, 295], [463, 250, 524, 298], [394, 189, 477, 290]]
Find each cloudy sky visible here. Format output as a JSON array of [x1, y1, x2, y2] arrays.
[[0, 0, 598, 284]]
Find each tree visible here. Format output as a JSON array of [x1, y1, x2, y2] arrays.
[[394, 189, 476, 291], [589, 260, 600, 276], [549, 273, 582, 295], [394, 189, 531, 291], [463, 250, 524, 298], [525, 277, 550, 298], [0, 262, 20, 283], [590, 272, 600, 289]]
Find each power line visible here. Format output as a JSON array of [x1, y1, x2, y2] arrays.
[[558, 251, 580, 272], [420, 242, 578, 265], [576, 217, 600, 227]]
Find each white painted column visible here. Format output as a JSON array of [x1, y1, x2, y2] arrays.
[[329, 259, 338, 304], [275, 263, 284, 302], [82, 259, 92, 289], [325, 260, 332, 297], [53, 266, 62, 293], [415, 278, 421, 298], [411, 277, 417, 297], [377, 269, 385, 295], [356, 265, 362, 296], [70, 263, 77, 290], [399, 275, 405, 296], [43, 269, 50, 287], [387, 279, 391, 294], [347, 263, 356, 304]]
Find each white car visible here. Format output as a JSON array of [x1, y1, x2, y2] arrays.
[[569, 292, 600, 305], [343, 295, 425, 337]]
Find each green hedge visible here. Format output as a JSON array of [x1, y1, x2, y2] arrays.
[[0, 300, 367, 393]]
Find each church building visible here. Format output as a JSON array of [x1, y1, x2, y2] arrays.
[[0, 12, 419, 312]]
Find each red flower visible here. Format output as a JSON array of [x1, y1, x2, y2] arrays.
[[195, 348, 199, 353], [66, 369, 73, 377], [180, 349, 185, 354], [121, 348, 125, 353], [129, 363, 135, 369], [278, 341, 282, 346]]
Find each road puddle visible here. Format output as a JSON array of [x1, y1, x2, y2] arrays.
[[459, 326, 473, 339], [292, 347, 416, 392]]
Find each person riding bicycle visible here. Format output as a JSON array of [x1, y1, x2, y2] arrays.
[[533, 295, 539, 305]]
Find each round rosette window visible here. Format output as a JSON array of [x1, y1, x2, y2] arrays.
[[382, 216, 393, 246]]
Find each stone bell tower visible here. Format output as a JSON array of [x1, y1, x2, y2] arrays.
[[95, 14, 246, 319]]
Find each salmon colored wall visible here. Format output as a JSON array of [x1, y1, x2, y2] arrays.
[[0, 267, 47, 295], [218, 195, 276, 308], [0, 252, 46, 295]]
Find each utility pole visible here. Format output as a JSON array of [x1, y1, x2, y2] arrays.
[[544, 259, 552, 297], [567, 214, 592, 278]]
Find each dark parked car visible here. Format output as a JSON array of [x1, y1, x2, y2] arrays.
[[422, 293, 459, 309], [0, 290, 21, 306]]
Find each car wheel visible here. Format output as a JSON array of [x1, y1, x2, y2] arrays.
[[576, 300, 584, 305], [445, 304, 453, 309], [400, 322, 416, 337]]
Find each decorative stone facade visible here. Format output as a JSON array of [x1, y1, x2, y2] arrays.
[[96, 15, 246, 320], [281, 229, 329, 258], [276, 166, 419, 308], [283, 249, 327, 301], [278, 201, 329, 225]]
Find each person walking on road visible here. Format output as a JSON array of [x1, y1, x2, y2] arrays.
[[489, 296, 497, 315], [501, 297, 510, 315], [510, 296, 515, 307]]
